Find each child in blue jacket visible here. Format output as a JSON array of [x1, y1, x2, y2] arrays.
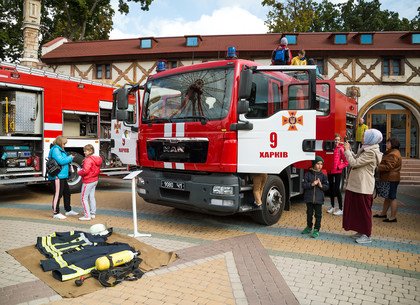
[[301, 156, 329, 238], [48, 136, 77, 220]]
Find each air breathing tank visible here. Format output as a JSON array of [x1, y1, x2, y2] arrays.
[[95, 250, 137, 271]]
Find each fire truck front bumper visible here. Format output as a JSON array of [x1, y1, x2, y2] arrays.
[[136, 168, 242, 215]]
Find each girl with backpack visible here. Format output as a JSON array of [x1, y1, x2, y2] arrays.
[[48, 136, 77, 220], [271, 37, 292, 65]]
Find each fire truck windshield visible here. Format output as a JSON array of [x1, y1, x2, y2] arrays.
[[142, 67, 234, 123]]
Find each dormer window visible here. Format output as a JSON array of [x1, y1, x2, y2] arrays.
[[140, 39, 152, 49], [412, 33, 420, 44], [360, 34, 373, 44], [334, 34, 347, 44], [185, 35, 201, 47], [139, 37, 157, 49], [284, 34, 297, 45]]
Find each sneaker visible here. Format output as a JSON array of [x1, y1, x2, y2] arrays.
[[79, 216, 91, 221], [91, 214, 96, 219], [301, 227, 312, 234], [53, 213, 66, 220], [333, 209, 343, 216], [311, 229, 320, 238], [351, 233, 363, 239], [355, 234, 372, 244], [327, 207, 334, 214], [65, 210, 78, 216]]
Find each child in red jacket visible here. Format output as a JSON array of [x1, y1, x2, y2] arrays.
[[77, 144, 102, 221], [327, 134, 349, 216]]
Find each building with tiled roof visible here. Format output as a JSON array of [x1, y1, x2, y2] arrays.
[[39, 31, 420, 161]]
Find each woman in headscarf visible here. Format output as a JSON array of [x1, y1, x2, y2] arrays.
[[342, 129, 383, 244]]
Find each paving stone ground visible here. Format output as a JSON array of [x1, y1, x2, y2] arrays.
[[0, 181, 419, 305]]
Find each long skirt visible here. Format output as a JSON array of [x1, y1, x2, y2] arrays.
[[343, 190, 373, 237]]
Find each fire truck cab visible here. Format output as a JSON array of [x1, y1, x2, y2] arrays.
[[112, 57, 357, 225], [0, 62, 126, 192]]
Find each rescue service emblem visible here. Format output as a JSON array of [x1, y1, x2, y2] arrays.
[[282, 111, 303, 131], [114, 121, 121, 134]]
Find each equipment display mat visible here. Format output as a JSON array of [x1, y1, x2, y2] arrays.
[[7, 232, 178, 298]]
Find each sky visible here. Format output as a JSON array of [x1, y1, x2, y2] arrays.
[[110, 0, 420, 40]]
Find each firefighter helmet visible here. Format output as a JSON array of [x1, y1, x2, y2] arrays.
[[90, 224, 109, 236]]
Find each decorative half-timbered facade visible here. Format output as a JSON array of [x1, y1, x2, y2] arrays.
[[40, 32, 420, 158]]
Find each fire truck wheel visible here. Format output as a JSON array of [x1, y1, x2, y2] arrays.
[[68, 153, 84, 193], [252, 175, 285, 226]]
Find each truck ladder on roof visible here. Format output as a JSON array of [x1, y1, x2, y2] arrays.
[[0, 61, 115, 88]]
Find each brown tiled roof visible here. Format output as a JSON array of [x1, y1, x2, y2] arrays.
[[42, 37, 68, 47], [41, 32, 420, 64]]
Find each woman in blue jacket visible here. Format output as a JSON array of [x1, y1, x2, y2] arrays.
[[48, 136, 77, 220]]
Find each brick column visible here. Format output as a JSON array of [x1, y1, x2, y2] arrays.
[[21, 0, 41, 67]]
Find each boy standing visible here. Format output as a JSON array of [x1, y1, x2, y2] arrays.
[[301, 156, 329, 238], [77, 144, 102, 221]]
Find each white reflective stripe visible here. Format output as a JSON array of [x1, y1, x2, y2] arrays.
[[164, 162, 173, 169], [176, 123, 185, 137], [62, 110, 98, 116], [315, 140, 324, 151], [44, 123, 62, 131], [164, 124, 172, 137], [99, 100, 112, 110], [175, 163, 184, 170]]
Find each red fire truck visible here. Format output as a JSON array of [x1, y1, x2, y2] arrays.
[[0, 62, 126, 192], [112, 55, 357, 225]]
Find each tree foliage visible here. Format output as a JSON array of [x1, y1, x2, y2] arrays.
[[262, 0, 420, 33], [0, 0, 154, 63]]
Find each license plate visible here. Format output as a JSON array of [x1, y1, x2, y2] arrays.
[[161, 180, 185, 190]]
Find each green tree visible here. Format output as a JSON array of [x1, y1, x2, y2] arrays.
[[262, 0, 317, 32], [0, 0, 23, 62], [263, 0, 418, 33], [311, 0, 341, 31], [0, 0, 154, 63]]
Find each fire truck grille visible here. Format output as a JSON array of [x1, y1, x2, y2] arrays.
[[147, 140, 208, 163], [162, 172, 192, 181]]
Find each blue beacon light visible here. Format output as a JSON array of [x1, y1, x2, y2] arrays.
[[226, 46, 237, 59], [156, 60, 167, 72]]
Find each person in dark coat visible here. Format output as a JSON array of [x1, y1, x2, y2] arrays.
[[374, 138, 402, 222], [301, 156, 329, 238]]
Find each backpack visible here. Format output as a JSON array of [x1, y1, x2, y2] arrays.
[[274, 48, 286, 63], [45, 157, 61, 177]]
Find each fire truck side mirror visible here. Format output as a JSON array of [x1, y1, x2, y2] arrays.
[[237, 100, 249, 114], [114, 87, 130, 110], [238, 69, 253, 100], [116, 110, 129, 121]]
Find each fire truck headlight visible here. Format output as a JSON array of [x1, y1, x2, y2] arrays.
[[210, 199, 234, 207], [212, 186, 234, 195]]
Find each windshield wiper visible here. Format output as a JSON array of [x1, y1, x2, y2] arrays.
[[172, 116, 208, 125]]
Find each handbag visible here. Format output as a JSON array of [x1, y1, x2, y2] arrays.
[[375, 180, 390, 198]]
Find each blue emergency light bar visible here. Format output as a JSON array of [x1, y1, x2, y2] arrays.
[[156, 60, 167, 72], [226, 46, 237, 59]]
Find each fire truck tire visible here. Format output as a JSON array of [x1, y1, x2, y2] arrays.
[[67, 153, 84, 193], [252, 175, 285, 226]]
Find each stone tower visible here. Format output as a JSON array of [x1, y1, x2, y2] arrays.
[[21, 0, 41, 67]]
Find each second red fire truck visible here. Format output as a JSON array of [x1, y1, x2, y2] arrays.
[[0, 62, 126, 192], [112, 53, 357, 225]]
